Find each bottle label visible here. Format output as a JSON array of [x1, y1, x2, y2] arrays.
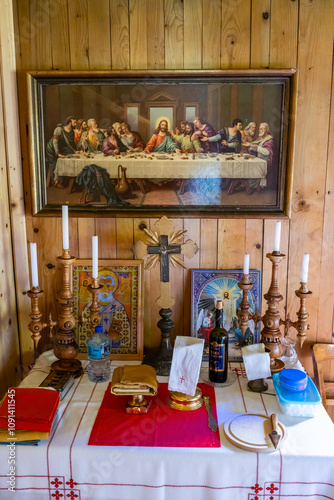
[[88, 345, 102, 359], [102, 344, 110, 356], [88, 343, 110, 359], [209, 342, 226, 372]]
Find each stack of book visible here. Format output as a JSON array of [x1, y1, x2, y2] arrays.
[[0, 388, 60, 445]]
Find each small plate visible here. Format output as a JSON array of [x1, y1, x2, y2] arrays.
[[199, 368, 237, 388]]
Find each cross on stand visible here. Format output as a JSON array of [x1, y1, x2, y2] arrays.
[[132, 216, 198, 375]]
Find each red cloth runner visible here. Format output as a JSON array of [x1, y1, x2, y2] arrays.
[[88, 383, 220, 447]]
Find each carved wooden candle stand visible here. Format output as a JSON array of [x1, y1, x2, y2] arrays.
[[238, 251, 312, 373], [142, 308, 175, 376], [86, 278, 102, 332], [27, 248, 82, 375]]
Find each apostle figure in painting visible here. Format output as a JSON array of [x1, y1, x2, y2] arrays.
[[174, 120, 186, 136], [102, 125, 127, 155], [74, 118, 88, 146], [241, 121, 256, 153], [191, 117, 217, 152], [247, 122, 274, 164], [120, 122, 145, 152], [244, 122, 276, 189], [172, 122, 202, 153], [46, 115, 78, 188], [78, 118, 105, 153], [207, 118, 243, 154], [144, 119, 176, 153], [112, 122, 122, 138]]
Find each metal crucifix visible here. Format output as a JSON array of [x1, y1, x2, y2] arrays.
[[132, 216, 198, 308], [148, 234, 181, 283]]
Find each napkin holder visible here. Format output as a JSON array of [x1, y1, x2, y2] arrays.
[[241, 343, 271, 393], [110, 365, 158, 414], [247, 378, 269, 393], [167, 336, 205, 411]]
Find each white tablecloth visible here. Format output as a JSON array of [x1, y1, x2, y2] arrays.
[[54, 152, 267, 184], [0, 351, 333, 500]]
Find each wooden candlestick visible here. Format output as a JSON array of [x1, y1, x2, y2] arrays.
[[284, 282, 312, 348], [237, 274, 258, 338], [87, 277, 102, 332], [237, 252, 312, 373], [260, 252, 286, 372], [51, 249, 82, 374], [27, 286, 47, 351]]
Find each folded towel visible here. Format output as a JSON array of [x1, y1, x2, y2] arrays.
[[241, 343, 271, 381], [110, 365, 158, 395], [168, 336, 204, 397]]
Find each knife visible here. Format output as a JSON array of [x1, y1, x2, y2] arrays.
[[203, 395, 218, 432], [268, 413, 281, 449]]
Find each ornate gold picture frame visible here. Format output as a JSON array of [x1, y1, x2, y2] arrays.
[[27, 69, 296, 217]]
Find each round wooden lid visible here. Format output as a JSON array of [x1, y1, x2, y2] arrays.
[[224, 413, 287, 453]]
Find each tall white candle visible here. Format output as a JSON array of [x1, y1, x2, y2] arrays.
[[62, 205, 69, 250], [243, 253, 250, 275], [301, 253, 310, 283], [274, 221, 281, 252], [30, 242, 39, 288], [92, 236, 98, 279]]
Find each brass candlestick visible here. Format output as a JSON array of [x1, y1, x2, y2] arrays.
[[238, 252, 312, 373]]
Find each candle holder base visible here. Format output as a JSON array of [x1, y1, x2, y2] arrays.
[[142, 308, 174, 376], [51, 358, 82, 376], [247, 378, 268, 393], [270, 358, 285, 373]]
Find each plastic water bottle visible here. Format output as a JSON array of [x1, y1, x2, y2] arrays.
[[87, 325, 111, 382]]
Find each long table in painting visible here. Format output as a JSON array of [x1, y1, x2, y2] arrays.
[[0, 351, 333, 500], [54, 152, 268, 195]]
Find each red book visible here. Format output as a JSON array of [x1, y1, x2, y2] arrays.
[[0, 388, 60, 432]]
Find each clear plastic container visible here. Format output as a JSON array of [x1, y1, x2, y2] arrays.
[[273, 372, 322, 418]]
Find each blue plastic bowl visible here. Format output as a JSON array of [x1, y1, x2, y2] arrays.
[[279, 369, 308, 392]]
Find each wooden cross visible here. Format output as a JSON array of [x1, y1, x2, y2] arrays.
[[132, 216, 198, 308]]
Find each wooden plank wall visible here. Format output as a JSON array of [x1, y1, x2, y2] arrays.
[[9, 0, 334, 379], [0, 0, 28, 397]]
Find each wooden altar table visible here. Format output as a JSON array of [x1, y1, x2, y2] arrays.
[[0, 351, 333, 500]]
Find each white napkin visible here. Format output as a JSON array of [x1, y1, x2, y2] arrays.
[[168, 336, 204, 397], [241, 343, 271, 380]]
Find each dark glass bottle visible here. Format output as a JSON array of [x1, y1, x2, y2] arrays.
[[209, 300, 228, 383]]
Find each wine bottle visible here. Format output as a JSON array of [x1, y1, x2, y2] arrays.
[[209, 300, 228, 383]]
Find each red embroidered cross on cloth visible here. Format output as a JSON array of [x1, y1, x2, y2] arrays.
[[89, 382, 221, 447]]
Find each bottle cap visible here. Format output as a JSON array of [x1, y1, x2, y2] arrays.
[[216, 300, 223, 310], [95, 325, 103, 333]]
